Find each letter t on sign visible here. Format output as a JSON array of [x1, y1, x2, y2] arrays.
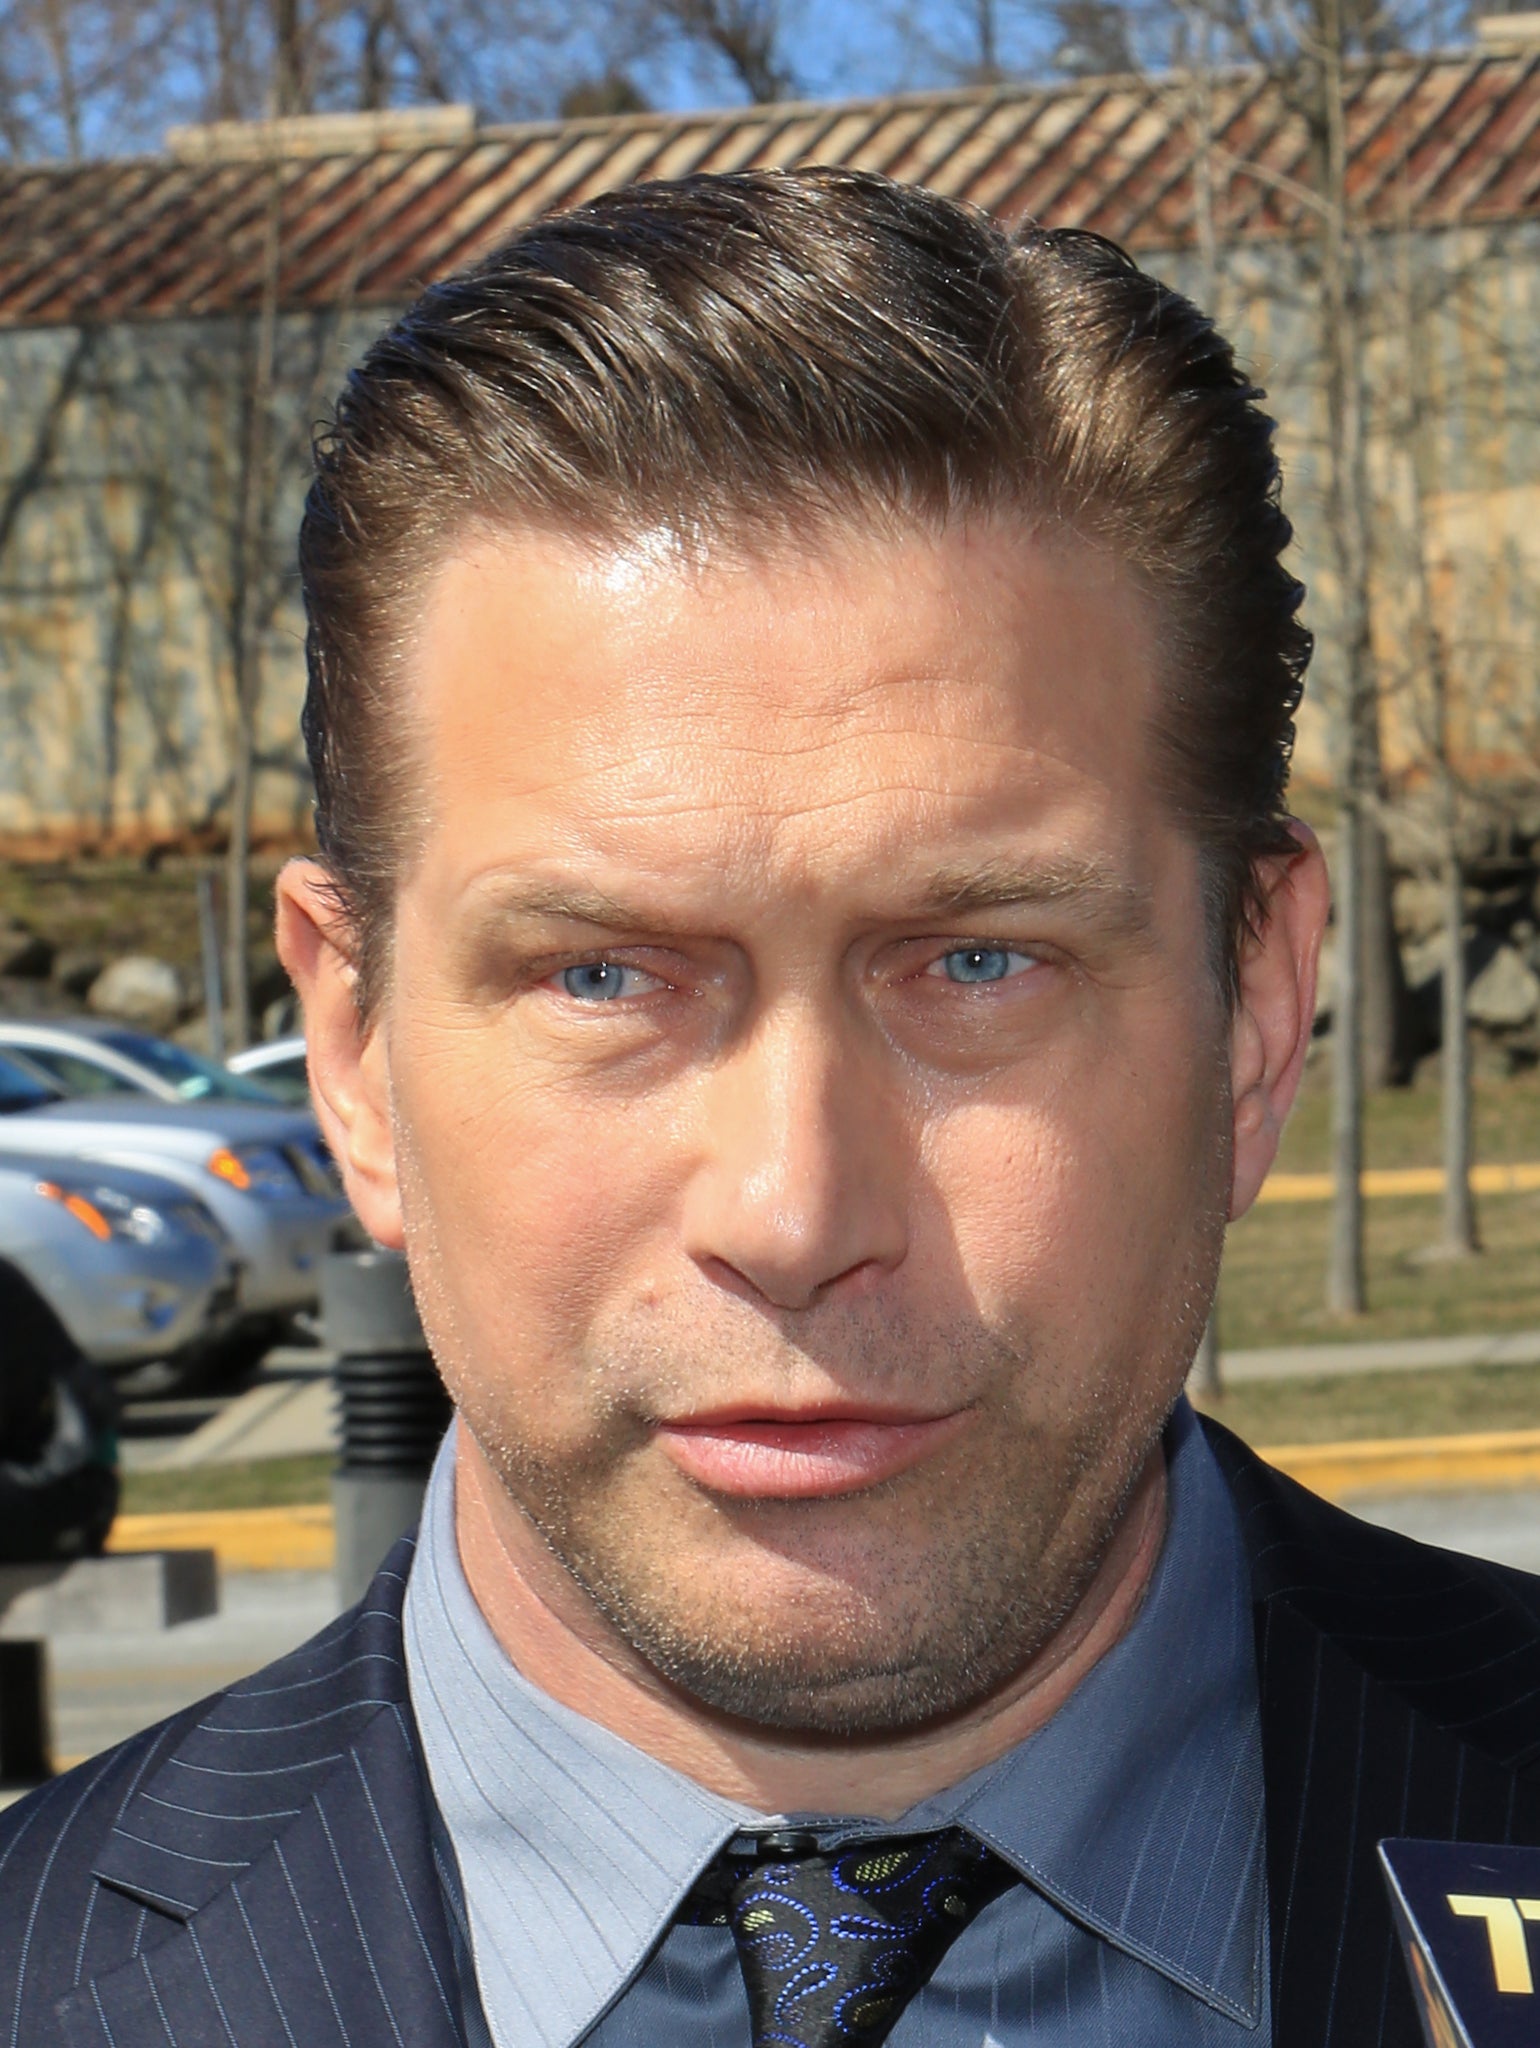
[[1381, 1838, 1540, 2047], [1446, 1897, 1540, 1995]]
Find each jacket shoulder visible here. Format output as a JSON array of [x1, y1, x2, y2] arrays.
[[0, 1707, 201, 2023], [0, 1538, 418, 2039], [1202, 1412, 1540, 1769]]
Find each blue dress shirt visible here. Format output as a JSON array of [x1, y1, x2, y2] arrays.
[[404, 1398, 1269, 2046]]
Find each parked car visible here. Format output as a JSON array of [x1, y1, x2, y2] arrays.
[[0, 1144, 239, 1373], [0, 1049, 356, 1374], [226, 1034, 309, 1105], [0, 1018, 287, 1107], [0, 1260, 118, 1562]]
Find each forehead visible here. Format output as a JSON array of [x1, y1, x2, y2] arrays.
[[403, 517, 1169, 901]]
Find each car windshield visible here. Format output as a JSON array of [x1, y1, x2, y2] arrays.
[[98, 1030, 287, 1105], [237, 1052, 309, 1106], [0, 1047, 64, 1113]]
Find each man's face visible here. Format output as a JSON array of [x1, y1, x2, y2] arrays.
[[320, 519, 1241, 1734]]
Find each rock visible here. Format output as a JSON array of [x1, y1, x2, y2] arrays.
[[0, 920, 54, 979], [1402, 935, 1444, 990], [1392, 876, 1445, 944], [87, 954, 185, 1033], [1466, 944, 1540, 1030], [0, 978, 71, 1020], [52, 947, 104, 1000]]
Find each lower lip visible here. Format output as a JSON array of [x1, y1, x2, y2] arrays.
[[656, 1414, 967, 1499]]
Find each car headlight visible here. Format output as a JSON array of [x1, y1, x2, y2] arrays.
[[206, 1145, 304, 1199], [36, 1180, 168, 1245]]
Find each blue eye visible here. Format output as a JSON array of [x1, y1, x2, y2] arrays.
[[937, 948, 1029, 984], [561, 962, 638, 1001]]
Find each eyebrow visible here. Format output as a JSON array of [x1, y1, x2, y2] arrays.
[[462, 854, 1155, 946], [909, 853, 1151, 924]]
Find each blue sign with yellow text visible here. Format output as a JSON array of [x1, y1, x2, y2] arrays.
[[1379, 1838, 1540, 2048]]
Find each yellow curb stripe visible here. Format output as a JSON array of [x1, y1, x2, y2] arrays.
[[108, 1505, 335, 1571], [1260, 1428, 1540, 1500], [108, 1427, 1540, 1568], [1259, 1163, 1540, 1203]]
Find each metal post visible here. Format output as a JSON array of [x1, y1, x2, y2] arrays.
[[0, 1641, 51, 1784], [325, 1251, 451, 1608], [1193, 1311, 1222, 1402]]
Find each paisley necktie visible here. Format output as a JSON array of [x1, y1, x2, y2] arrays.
[[681, 1826, 1017, 2047]]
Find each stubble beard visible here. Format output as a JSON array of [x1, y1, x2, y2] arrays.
[[449, 1298, 1193, 1739]]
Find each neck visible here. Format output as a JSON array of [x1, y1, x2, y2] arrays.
[[453, 1424, 1168, 1820]]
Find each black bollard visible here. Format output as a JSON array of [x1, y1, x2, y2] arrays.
[[325, 1250, 452, 1607]]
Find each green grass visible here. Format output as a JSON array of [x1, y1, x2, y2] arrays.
[[1218, 1187, 1540, 1349], [1197, 1359, 1540, 1447], [120, 1454, 331, 1515], [1274, 1059, 1540, 1174], [1211, 1059, 1540, 1350]]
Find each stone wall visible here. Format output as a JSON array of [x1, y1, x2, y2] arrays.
[[2, 216, 1540, 843]]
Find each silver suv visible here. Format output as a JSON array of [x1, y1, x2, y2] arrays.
[[0, 1145, 238, 1370], [0, 1049, 356, 1358]]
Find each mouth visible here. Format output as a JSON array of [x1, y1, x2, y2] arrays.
[[653, 1404, 972, 1500]]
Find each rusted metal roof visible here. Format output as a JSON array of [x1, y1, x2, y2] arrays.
[[3, 47, 1539, 328]]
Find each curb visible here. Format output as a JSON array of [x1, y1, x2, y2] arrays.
[[108, 1505, 334, 1572], [1258, 1163, 1540, 1203], [1262, 1428, 1540, 1501], [108, 1428, 1540, 1570]]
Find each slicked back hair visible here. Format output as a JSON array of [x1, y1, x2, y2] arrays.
[[299, 166, 1309, 1016]]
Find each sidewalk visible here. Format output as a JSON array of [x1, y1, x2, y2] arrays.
[[1215, 1325, 1540, 1383], [127, 1347, 336, 1472]]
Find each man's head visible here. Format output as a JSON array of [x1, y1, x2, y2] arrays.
[[280, 169, 1327, 1744], [299, 168, 1309, 1017]]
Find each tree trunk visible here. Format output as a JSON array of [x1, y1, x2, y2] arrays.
[[1439, 840, 1478, 1255], [1319, 0, 1372, 1314], [1328, 796, 1368, 1313], [225, 694, 255, 1051], [224, 167, 281, 1053], [198, 870, 226, 1066], [272, 0, 307, 115], [1359, 808, 1415, 1089]]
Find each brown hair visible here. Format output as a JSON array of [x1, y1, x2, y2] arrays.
[[299, 166, 1308, 1014]]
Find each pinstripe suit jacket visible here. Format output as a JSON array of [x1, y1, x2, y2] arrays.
[[4, 1418, 1540, 2048]]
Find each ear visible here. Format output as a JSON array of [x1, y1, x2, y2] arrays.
[[1228, 822, 1331, 1220], [274, 859, 404, 1249]]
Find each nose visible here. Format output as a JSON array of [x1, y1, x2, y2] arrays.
[[680, 1001, 910, 1312]]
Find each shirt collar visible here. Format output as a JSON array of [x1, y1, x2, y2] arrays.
[[405, 1398, 1265, 2048], [405, 1428, 759, 2048], [901, 1396, 1268, 2028]]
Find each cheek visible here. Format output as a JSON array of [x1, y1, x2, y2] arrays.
[[388, 1022, 685, 1374], [924, 1012, 1224, 1338]]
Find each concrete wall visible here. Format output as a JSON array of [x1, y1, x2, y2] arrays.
[[0, 307, 375, 846]]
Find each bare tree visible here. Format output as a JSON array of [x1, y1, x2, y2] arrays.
[[0, 0, 645, 158], [1052, 0, 1136, 74], [0, 0, 182, 158], [633, 0, 800, 102]]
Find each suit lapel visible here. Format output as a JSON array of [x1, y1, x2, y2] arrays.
[[57, 1539, 464, 2048], [1204, 1418, 1540, 2048]]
